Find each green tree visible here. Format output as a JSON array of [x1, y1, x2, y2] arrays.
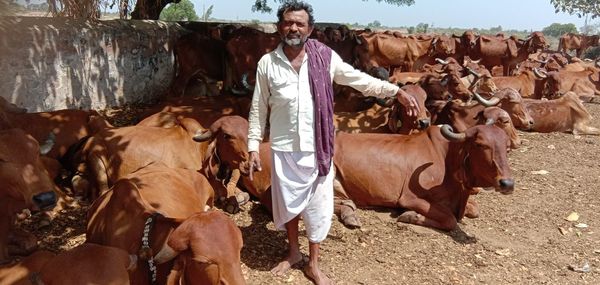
[[252, 0, 415, 13], [159, 0, 198, 21], [550, 0, 600, 19], [541, 22, 578, 37], [415, 22, 428, 33], [366, 20, 382, 28]]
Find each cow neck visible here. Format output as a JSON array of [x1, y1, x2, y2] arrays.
[[445, 140, 473, 218]]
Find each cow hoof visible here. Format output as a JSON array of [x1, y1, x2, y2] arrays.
[[397, 211, 422, 224], [236, 191, 250, 206], [340, 208, 361, 229]]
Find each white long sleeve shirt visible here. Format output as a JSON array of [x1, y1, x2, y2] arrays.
[[247, 43, 400, 153]]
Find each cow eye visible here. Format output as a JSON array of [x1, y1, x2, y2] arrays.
[[223, 133, 231, 140]]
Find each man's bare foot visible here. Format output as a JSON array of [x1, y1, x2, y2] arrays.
[[270, 251, 304, 276], [304, 263, 334, 285]]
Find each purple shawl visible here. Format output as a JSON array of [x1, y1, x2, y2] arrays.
[[305, 39, 334, 176]]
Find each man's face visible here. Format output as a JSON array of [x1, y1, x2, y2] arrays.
[[277, 9, 313, 48]]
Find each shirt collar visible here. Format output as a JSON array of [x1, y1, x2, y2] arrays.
[[274, 43, 308, 65]]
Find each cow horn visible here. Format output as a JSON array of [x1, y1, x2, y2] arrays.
[[466, 67, 481, 78], [473, 92, 500, 107], [533, 58, 548, 64], [192, 129, 214, 142], [532, 67, 547, 78], [596, 60, 600, 68], [39, 132, 56, 155], [470, 58, 481, 64], [583, 58, 593, 62], [435, 58, 449, 65], [440, 124, 466, 142], [241, 73, 254, 91], [154, 243, 179, 264]]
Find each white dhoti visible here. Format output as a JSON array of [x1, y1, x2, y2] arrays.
[[271, 150, 334, 243]]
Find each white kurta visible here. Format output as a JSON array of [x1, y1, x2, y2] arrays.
[[271, 150, 334, 243]]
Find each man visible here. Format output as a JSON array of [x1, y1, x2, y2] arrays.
[[247, 1, 420, 284]]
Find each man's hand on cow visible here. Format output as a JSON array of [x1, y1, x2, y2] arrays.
[[248, 151, 262, 181], [396, 88, 420, 117]]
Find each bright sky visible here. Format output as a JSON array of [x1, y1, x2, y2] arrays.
[[190, 0, 594, 31]]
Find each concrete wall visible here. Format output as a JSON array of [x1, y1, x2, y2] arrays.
[[0, 17, 186, 112]]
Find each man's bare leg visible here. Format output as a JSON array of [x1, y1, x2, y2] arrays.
[[304, 241, 333, 285], [271, 216, 304, 275]]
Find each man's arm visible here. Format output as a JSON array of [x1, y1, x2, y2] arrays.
[[247, 58, 270, 153], [331, 52, 420, 116]]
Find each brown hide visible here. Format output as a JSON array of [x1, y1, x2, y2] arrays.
[[0, 109, 108, 160], [491, 69, 545, 97], [225, 27, 280, 95], [0, 250, 54, 285], [355, 33, 433, 72], [542, 68, 600, 97], [0, 129, 56, 263], [166, 212, 245, 285], [333, 125, 513, 230], [558, 33, 600, 57], [522, 92, 600, 135], [77, 116, 207, 199], [170, 33, 226, 97], [86, 164, 218, 285], [138, 95, 251, 128], [38, 244, 132, 285]]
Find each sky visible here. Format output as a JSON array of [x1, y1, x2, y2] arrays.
[[189, 0, 594, 31]]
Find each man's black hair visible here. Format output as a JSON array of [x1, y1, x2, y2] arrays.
[[276, 0, 315, 26]]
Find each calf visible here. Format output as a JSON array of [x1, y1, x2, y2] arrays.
[[522, 92, 600, 135]]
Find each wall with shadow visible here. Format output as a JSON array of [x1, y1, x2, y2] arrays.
[[0, 16, 186, 112]]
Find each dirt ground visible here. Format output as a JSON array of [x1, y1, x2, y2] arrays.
[[16, 102, 600, 285]]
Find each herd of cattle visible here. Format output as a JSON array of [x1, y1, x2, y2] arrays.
[[0, 23, 599, 284]]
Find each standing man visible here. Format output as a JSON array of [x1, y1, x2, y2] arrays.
[[247, 1, 420, 284]]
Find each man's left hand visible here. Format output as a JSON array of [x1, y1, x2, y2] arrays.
[[396, 88, 420, 117]]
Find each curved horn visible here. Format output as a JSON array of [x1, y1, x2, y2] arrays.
[[533, 58, 548, 64], [440, 124, 466, 142], [470, 58, 481, 64], [154, 243, 179, 264], [473, 92, 500, 107], [39, 132, 56, 155], [435, 58, 449, 65], [241, 73, 254, 91], [192, 129, 214, 142], [532, 67, 547, 79], [466, 67, 481, 77]]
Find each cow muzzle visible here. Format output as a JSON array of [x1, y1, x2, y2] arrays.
[[32, 191, 57, 211], [497, 178, 514, 194], [418, 118, 430, 129]]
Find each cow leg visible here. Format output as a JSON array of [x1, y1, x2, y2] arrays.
[[333, 177, 361, 228], [573, 122, 600, 135], [87, 152, 110, 200], [464, 198, 480, 219], [397, 198, 457, 230]]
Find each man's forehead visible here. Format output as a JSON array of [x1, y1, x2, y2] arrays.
[[282, 9, 309, 22]]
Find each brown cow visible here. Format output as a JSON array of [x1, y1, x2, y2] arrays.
[[354, 32, 434, 72], [0, 107, 109, 161], [87, 164, 245, 285], [170, 33, 226, 97], [0, 129, 57, 264], [536, 67, 600, 98], [225, 27, 280, 95], [558, 33, 600, 57], [74, 116, 207, 199], [490, 67, 547, 97], [333, 124, 514, 230], [522, 92, 600, 135], [8, 244, 136, 285], [469, 32, 548, 76]]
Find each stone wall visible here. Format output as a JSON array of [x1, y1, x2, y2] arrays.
[[0, 17, 186, 112]]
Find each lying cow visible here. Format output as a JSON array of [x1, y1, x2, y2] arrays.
[[0, 244, 136, 285], [522, 91, 600, 135], [87, 164, 245, 284], [333, 124, 514, 230], [0, 129, 57, 264]]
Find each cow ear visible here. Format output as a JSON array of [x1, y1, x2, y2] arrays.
[[168, 223, 191, 252]]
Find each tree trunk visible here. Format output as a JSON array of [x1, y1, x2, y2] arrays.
[[131, 0, 181, 20]]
